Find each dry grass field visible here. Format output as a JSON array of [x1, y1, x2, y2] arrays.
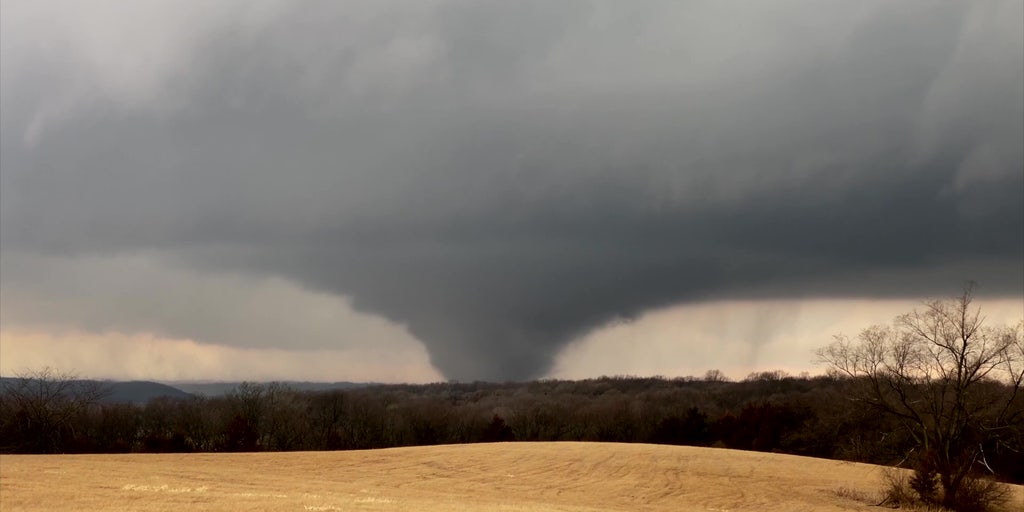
[[1, 442, 1021, 512]]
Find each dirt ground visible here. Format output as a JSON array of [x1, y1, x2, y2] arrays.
[[2, 442, 1021, 512]]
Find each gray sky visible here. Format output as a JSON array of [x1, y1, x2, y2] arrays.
[[1, 0, 1022, 382]]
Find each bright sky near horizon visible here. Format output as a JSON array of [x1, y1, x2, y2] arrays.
[[1, 1, 1022, 383]]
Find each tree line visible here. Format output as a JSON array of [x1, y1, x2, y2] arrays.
[[2, 369, 1021, 485]]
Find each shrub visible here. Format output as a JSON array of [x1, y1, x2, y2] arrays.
[[909, 458, 940, 505], [946, 477, 1011, 512], [881, 467, 1012, 512], [881, 468, 920, 509]]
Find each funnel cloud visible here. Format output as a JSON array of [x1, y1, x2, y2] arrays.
[[1, 1, 1022, 381]]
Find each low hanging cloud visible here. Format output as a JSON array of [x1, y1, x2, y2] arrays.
[[1, 1, 1021, 381]]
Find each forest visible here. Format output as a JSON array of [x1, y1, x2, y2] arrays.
[[2, 370, 1021, 485]]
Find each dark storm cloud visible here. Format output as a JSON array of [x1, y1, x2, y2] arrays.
[[1, 1, 1021, 380]]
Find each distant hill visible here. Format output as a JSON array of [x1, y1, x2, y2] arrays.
[[0, 378, 191, 405], [1, 377, 366, 402], [102, 381, 192, 404], [163, 381, 366, 397]]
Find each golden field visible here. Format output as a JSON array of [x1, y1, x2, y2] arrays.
[[1, 442, 1021, 512]]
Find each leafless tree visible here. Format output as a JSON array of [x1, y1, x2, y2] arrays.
[[0, 368, 109, 453], [817, 284, 1023, 510]]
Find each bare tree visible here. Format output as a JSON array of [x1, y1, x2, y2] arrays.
[[0, 368, 109, 453], [817, 284, 1023, 510], [703, 369, 730, 383]]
